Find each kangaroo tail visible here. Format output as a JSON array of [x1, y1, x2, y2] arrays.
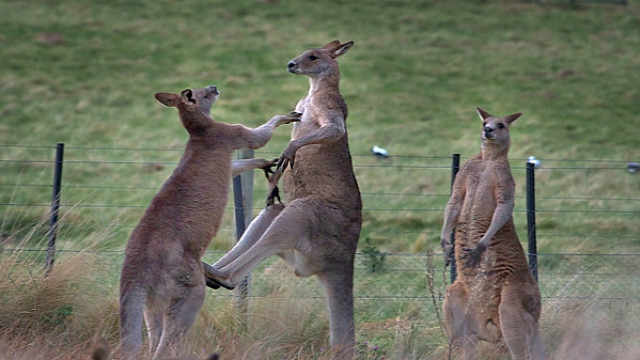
[[119, 284, 146, 360]]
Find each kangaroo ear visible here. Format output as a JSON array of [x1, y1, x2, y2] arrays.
[[504, 112, 522, 124], [155, 93, 180, 107], [322, 40, 341, 51], [476, 107, 492, 121], [330, 41, 354, 58]]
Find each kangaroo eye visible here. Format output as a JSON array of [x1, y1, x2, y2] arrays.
[[309, 55, 318, 61], [497, 123, 505, 129], [482, 122, 487, 127]]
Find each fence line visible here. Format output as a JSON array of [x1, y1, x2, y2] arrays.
[[2, 247, 637, 305], [5, 247, 640, 257], [2, 158, 634, 171], [3, 202, 638, 215], [4, 183, 640, 203], [1, 142, 639, 308], [3, 143, 638, 162]]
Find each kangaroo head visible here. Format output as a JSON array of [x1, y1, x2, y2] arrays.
[[155, 85, 220, 135], [287, 40, 354, 76], [477, 107, 522, 151]]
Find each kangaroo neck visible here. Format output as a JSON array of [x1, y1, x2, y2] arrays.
[[180, 138, 218, 169], [481, 142, 509, 161], [308, 72, 340, 97]]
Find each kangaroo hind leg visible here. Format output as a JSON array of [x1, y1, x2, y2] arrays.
[[152, 284, 205, 360], [144, 305, 164, 356], [443, 283, 479, 360], [499, 284, 545, 360], [212, 201, 310, 286], [212, 203, 284, 269], [119, 286, 146, 360], [317, 267, 355, 360]]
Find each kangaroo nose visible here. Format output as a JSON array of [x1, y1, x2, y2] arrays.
[[287, 61, 296, 69], [206, 85, 219, 95], [484, 126, 493, 133]]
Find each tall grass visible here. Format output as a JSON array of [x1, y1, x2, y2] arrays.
[[1, 232, 638, 359]]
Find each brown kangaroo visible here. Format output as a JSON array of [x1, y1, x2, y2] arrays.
[[440, 108, 545, 360], [91, 342, 219, 360], [203, 40, 362, 358], [119, 85, 300, 360]]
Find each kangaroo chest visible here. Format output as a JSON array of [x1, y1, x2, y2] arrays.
[[461, 162, 499, 226], [291, 102, 322, 140]]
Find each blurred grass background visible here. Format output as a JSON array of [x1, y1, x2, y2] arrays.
[[1, 0, 639, 358]]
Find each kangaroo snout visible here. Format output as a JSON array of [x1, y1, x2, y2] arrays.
[[483, 126, 494, 138], [206, 85, 219, 96], [287, 61, 297, 73]]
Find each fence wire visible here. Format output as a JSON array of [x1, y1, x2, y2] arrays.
[[1, 143, 639, 348]]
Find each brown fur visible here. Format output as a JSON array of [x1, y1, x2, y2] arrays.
[[91, 343, 219, 360], [440, 108, 545, 360], [119, 85, 299, 360], [203, 41, 362, 359]]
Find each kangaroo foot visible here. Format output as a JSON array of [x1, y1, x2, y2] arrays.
[[202, 262, 235, 290]]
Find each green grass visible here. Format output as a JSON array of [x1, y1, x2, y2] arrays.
[[1, 0, 640, 358]]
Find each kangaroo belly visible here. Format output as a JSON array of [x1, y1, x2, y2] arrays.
[[282, 140, 361, 209]]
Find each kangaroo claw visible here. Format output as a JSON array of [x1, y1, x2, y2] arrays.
[[443, 245, 454, 267], [262, 158, 279, 180], [202, 262, 235, 290], [463, 243, 487, 268], [205, 277, 221, 289], [266, 186, 282, 207], [206, 277, 235, 290]]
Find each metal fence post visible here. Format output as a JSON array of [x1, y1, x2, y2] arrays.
[[232, 148, 254, 328], [449, 154, 460, 283], [45, 143, 64, 276], [526, 162, 538, 282]]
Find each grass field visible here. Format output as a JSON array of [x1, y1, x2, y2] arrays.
[[1, 0, 639, 358]]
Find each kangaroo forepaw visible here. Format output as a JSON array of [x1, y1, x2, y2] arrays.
[[463, 243, 487, 268], [266, 186, 282, 207], [443, 245, 454, 267], [262, 158, 279, 180]]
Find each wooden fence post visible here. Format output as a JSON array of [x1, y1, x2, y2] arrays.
[[526, 161, 538, 282], [45, 143, 64, 276], [449, 154, 460, 283], [232, 148, 254, 328]]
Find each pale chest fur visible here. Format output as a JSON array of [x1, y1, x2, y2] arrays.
[[291, 96, 323, 139]]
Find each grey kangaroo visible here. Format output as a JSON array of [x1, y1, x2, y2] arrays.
[[204, 41, 362, 359], [119, 85, 300, 360]]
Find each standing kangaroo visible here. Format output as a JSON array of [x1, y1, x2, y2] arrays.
[[204, 40, 362, 358], [440, 108, 545, 360], [119, 85, 300, 360]]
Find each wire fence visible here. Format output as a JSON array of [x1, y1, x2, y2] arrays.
[[1, 142, 639, 336]]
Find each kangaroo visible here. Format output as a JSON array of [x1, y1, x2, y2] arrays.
[[91, 342, 220, 360], [203, 40, 362, 359], [440, 108, 545, 360], [119, 85, 300, 360]]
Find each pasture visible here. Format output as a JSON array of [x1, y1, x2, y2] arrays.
[[1, 0, 639, 358]]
